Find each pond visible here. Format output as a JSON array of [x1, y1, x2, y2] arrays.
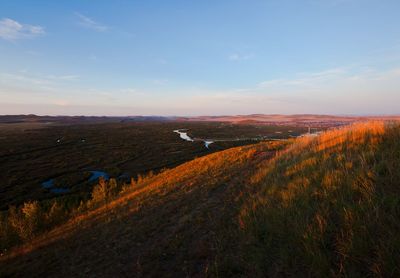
[[41, 179, 70, 194], [88, 171, 110, 182]]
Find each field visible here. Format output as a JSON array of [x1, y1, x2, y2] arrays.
[[0, 120, 308, 210]]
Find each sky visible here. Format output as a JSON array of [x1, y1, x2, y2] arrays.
[[0, 0, 399, 116]]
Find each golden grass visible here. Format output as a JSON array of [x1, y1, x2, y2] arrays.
[[239, 121, 400, 276]]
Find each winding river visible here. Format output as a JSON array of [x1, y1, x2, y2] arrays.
[[174, 129, 214, 148], [173, 128, 302, 149], [41, 170, 111, 194], [41, 179, 70, 194], [173, 130, 194, 142]]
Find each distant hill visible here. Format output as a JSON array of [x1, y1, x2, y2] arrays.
[[177, 114, 400, 127], [120, 116, 174, 122], [0, 115, 173, 125], [1, 121, 399, 277]]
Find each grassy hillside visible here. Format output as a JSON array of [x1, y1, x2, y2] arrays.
[[240, 121, 400, 277], [1, 121, 399, 277]]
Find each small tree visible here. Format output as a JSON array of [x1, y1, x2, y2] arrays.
[[90, 177, 119, 205], [8, 201, 43, 241], [20, 201, 42, 240], [108, 178, 118, 197], [91, 177, 108, 205]]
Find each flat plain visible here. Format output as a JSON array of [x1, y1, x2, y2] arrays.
[[0, 119, 308, 209]]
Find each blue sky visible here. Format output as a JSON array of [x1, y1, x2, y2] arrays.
[[0, 0, 400, 116]]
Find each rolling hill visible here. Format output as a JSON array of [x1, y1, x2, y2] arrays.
[[1, 121, 399, 277], [177, 114, 400, 127]]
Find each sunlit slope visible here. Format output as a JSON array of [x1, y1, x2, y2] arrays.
[[240, 121, 400, 276], [1, 122, 399, 277]]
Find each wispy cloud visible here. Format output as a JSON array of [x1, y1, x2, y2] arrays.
[[75, 13, 109, 32], [53, 99, 70, 107], [120, 88, 138, 94], [152, 79, 169, 85], [0, 73, 51, 88], [0, 71, 79, 90], [0, 71, 141, 109], [46, 74, 80, 81], [89, 54, 98, 61], [228, 53, 254, 61], [258, 68, 347, 89], [157, 59, 168, 65], [257, 66, 400, 91], [0, 18, 45, 40], [310, 0, 355, 7], [168, 65, 400, 115], [2, 65, 399, 116]]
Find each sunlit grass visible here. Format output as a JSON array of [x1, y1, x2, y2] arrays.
[[239, 121, 400, 276]]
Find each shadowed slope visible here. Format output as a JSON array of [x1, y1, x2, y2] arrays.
[[0, 142, 283, 277]]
